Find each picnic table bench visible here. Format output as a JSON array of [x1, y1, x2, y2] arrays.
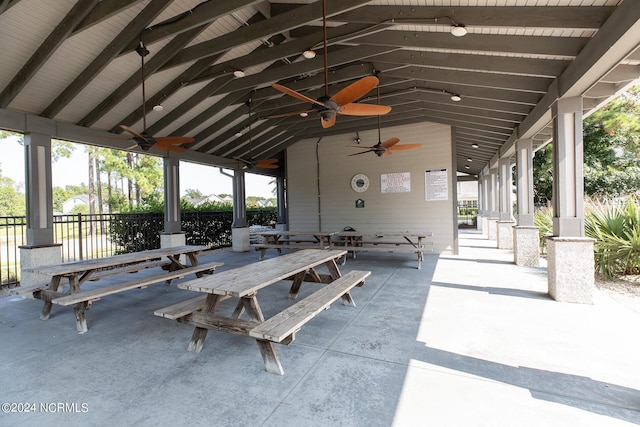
[[155, 249, 370, 375], [21, 245, 221, 333]]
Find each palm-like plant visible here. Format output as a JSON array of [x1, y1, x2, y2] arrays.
[[585, 198, 640, 278]]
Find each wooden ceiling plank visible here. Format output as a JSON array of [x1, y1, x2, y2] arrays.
[[0, 0, 99, 109], [79, 25, 206, 128], [41, 0, 173, 119]]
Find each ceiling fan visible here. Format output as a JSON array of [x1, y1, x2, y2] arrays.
[[117, 40, 195, 152], [269, 0, 391, 128], [228, 97, 279, 170], [347, 86, 421, 157]]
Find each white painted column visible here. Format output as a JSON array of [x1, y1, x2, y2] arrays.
[[497, 158, 514, 249], [548, 97, 594, 303], [161, 155, 186, 249], [20, 132, 62, 289], [513, 138, 540, 266], [487, 168, 498, 242], [232, 168, 250, 252]]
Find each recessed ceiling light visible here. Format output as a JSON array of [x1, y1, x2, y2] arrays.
[[235, 131, 243, 137], [303, 49, 316, 59], [467, 158, 473, 162], [152, 104, 164, 111], [300, 112, 308, 117], [450, 94, 462, 102], [471, 143, 479, 148], [465, 165, 470, 169], [233, 70, 245, 78]]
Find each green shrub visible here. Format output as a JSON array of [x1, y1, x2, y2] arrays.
[[585, 198, 640, 278], [534, 206, 553, 253]]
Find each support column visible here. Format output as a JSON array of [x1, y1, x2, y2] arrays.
[[160, 156, 186, 249], [476, 172, 484, 232], [548, 97, 594, 303], [481, 169, 489, 235], [497, 158, 514, 249], [20, 132, 62, 289], [487, 168, 498, 241], [275, 175, 286, 231], [231, 168, 249, 252], [513, 138, 540, 266]]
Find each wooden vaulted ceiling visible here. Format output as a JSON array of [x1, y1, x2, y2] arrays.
[[0, 0, 639, 176]]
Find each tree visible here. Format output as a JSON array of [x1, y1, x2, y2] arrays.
[[533, 84, 640, 202], [0, 168, 25, 216]]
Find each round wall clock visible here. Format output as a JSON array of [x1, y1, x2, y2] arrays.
[[351, 173, 370, 193]]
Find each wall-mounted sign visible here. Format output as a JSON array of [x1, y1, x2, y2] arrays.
[[355, 199, 365, 208], [425, 169, 448, 201], [381, 172, 411, 193]]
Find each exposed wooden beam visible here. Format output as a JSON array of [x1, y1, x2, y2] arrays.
[[353, 30, 588, 58], [162, 0, 372, 70], [333, 6, 614, 30]]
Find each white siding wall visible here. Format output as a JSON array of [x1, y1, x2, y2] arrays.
[[286, 121, 455, 253]]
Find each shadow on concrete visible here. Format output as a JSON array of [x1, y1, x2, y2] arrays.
[[431, 281, 550, 300]]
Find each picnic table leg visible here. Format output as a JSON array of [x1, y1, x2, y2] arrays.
[[68, 275, 88, 333], [40, 275, 62, 320], [256, 340, 285, 375], [188, 294, 222, 353], [287, 271, 307, 300]]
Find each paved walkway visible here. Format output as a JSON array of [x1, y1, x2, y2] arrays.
[[1, 231, 638, 426]]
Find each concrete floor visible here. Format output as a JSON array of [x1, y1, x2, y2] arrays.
[[1, 231, 639, 426]]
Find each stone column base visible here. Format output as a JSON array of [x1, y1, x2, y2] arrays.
[[513, 226, 540, 267], [161, 232, 187, 262], [547, 237, 595, 304], [232, 227, 250, 252], [19, 244, 62, 298], [487, 219, 498, 241], [497, 221, 515, 249]]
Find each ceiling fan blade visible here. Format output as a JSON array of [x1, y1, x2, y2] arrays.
[[272, 83, 324, 107], [266, 110, 313, 119], [154, 143, 186, 152], [389, 144, 422, 151], [330, 76, 379, 106], [154, 136, 195, 145], [347, 149, 375, 157], [321, 115, 336, 128], [255, 162, 279, 169], [382, 150, 393, 157], [339, 103, 392, 116], [382, 137, 401, 148], [120, 124, 146, 140], [256, 158, 278, 164]]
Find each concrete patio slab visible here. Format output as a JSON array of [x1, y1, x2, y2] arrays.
[[1, 231, 638, 426]]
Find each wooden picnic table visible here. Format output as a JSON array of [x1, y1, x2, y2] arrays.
[[162, 248, 369, 374], [254, 230, 337, 260], [22, 245, 220, 333], [332, 231, 433, 269]]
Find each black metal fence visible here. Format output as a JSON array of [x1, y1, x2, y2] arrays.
[[0, 210, 277, 290], [457, 200, 478, 227]]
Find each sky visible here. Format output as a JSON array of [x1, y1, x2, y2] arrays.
[[0, 135, 275, 198]]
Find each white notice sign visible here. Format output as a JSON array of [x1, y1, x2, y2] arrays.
[[381, 172, 411, 193], [425, 169, 448, 201]]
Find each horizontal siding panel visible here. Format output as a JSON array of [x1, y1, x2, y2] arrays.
[[287, 121, 455, 253]]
